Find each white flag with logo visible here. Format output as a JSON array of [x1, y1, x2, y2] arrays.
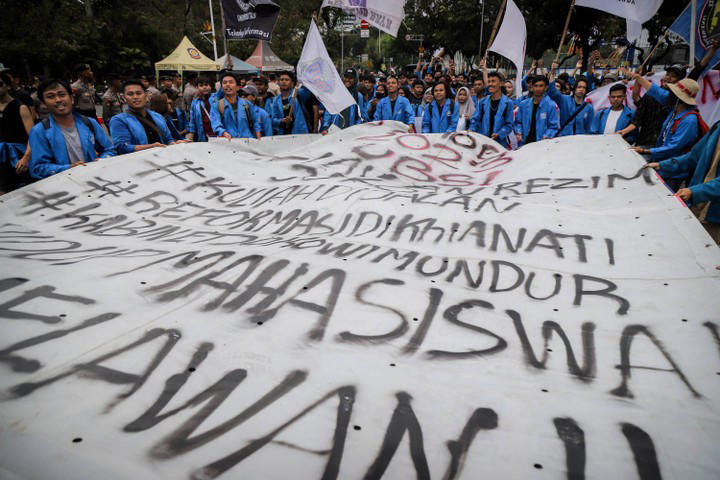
[[297, 19, 356, 115], [322, 0, 407, 37], [576, 0, 663, 42], [489, 0, 526, 97]]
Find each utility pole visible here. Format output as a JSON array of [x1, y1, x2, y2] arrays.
[[209, 0, 218, 61], [219, 0, 229, 60], [479, 0, 485, 59], [690, 0, 697, 67], [378, 29, 381, 61]]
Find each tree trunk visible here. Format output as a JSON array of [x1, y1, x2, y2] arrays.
[[84, 0, 93, 18]]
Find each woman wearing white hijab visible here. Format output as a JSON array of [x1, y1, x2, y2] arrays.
[[455, 86, 475, 131], [414, 87, 434, 133]]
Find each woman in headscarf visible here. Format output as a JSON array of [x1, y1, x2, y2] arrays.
[[455, 86, 475, 131], [413, 87, 434, 133], [421, 87, 433, 111]]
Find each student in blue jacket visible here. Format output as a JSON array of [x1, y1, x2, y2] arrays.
[[547, 69, 593, 136], [626, 74, 702, 161], [269, 71, 313, 135], [514, 75, 559, 145], [320, 101, 364, 133], [210, 72, 260, 140], [241, 84, 273, 137], [109, 79, 179, 154], [320, 68, 368, 133], [645, 120, 720, 243], [186, 76, 217, 142], [373, 75, 414, 127], [590, 84, 635, 142], [28, 78, 115, 179], [470, 71, 514, 143], [422, 81, 459, 133]]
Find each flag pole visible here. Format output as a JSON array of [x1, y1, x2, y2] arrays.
[[690, 0, 697, 68], [478, 0, 486, 61], [637, 29, 670, 72], [218, 0, 229, 66], [483, 0, 507, 60], [553, 0, 575, 65]]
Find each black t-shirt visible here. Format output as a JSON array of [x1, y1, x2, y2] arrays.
[[0, 99, 29, 144], [489, 98, 500, 134], [527, 102, 540, 143], [134, 112, 161, 144], [302, 92, 318, 131], [281, 97, 292, 134], [390, 99, 397, 116], [10, 89, 33, 108]]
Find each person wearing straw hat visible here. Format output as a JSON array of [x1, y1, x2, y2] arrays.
[[627, 75, 707, 164], [645, 120, 720, 244]]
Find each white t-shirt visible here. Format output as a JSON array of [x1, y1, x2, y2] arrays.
[[604, 109, 623, 134]]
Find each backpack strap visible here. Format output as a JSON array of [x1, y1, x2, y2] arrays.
[[79, 115, 92, 130], [129, 110, 164, 143], [671, 110, 707, 135]]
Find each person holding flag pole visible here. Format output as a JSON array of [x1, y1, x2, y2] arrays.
[[297, 18, 362, 134]]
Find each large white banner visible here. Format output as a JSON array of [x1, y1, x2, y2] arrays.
[[1, 123, 719, 479], [576, 0, 663, 41], [297, 19, 356, 115], [322, 0, 406, 37], [489, 0, 526, 99]]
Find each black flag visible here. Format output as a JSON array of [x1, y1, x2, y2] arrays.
[[221, 0, 280, 41]]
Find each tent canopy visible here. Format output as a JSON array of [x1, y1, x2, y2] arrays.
[[216, 54, 259, 74], [155, 36, 220, 72], [245, 41, 293, 73]]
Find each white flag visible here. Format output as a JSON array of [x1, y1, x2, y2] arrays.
[[297, 19, 356, 115], [489, 0, 526, 97], [576, 0, 663, 42], [322, 0, 407, 37]]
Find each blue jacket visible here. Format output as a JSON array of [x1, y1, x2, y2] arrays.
[[422, 100, 460, 133], [168, 107, 186, 132], [188, 96, 218, 142], [0, 142, 27, 168], [659, 121, 720, 223], [651, 109, 700, 161], [373, 95, 414, 124], [547, 82, 594, 136], [591, 106, 636, 143], [109, 111, 173, 154], [210, 97, 260, 138], [29, 113, 116, 179], [514, 95, 560, 144], [269, 87, 312, 135], [322, 104, 364, 131], [469, 94, 514, 140], [254, 105, 273, 137], [163, 115, 183, 141], [645, 82, 701, 160]]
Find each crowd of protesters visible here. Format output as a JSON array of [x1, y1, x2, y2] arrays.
[[1, 42, 719, 242]]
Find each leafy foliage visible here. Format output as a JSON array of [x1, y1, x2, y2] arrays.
[[0, 0, 690, 80]]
